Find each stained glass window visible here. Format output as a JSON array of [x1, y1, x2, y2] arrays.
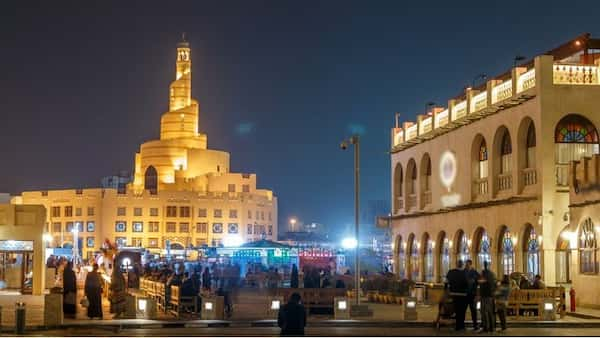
[[398, 241, 406, 279], [526, 227, 540, 278], [501, 230, 515, 276], [479, 140, 488, 161], [410, 237, 419, 281], [424, 238, 434, 282], [440, 237, 450, 283], [458, 231, 470, 263], [478, 231, 491, 269], [555, 114, 599, 144], [579, 218, 597, 274]]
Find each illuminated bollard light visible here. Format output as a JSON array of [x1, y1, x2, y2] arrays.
[[202, 296, 224, 320], [334, 297, 350, 319], [543, 298, 556, 321], [267, 296, 283, 319], [402, 297, 417, 320], [136, 297, 157, 319]]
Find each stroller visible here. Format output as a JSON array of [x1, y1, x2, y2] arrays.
[[435, 290, 456, 330]]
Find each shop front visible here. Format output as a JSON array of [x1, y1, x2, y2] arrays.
[[0, 204, 46, 295]]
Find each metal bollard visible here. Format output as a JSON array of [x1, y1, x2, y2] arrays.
[[15, 302, 26, 334]]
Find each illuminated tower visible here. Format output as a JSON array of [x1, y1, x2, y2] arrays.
[[160, 35, 200, 140]]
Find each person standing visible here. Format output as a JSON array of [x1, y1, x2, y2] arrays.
[[495, 274, 511, 332], [62, 261, 77, 319], [446, 260, 468, 331], [84, 263, 103, 319], [290, 264, 299, 289], [464, 259, 480, 330], [110, 267, 127, 318], [478, 261, 497, 333], [278, 292, 306, 336]]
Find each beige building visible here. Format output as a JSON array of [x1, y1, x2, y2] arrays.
[[386, 34, 600, 299], [13, 38, 277, 258], [566, 154, 600, 308], [0, 204, 46, 295]]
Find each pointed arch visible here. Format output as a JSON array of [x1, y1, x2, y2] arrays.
[[393, 163, 403, 214], [144, 166, 158, 194]]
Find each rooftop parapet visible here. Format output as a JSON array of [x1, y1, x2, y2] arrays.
[[391, 34, 600, 151]]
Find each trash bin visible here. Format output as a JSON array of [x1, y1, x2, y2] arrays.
[[15, 302, 26, 334]]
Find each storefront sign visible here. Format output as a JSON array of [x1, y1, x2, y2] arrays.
[[0, 240, 34, 251]]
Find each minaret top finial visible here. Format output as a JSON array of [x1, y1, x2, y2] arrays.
[[177, 32, 190, 48]]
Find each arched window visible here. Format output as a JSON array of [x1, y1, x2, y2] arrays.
[[555, 114, 599, 186], [410, 237, 419, 281], [423, 234, 434, 282], [424, 156, 432, 192], [579, 218, 597, 274], [525, 225, 540, 278], [393, 164, 403, 213], [479, 139, 489, 179], [410, 164, 417, 195], [501, 131, 512, 174], [397, 239, 406, 279], [144, 166, 158, 194], [526, 123, 536, 168], [500, 229, 515, 276], [556, 227, 571, 283], [477, 230, 491, 269], [439, 234, 450, 283], [457, 231, 470, 263]]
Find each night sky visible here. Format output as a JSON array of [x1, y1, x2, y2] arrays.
[[1, 1, 598, 234]]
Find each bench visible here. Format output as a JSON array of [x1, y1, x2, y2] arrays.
[[276, 288, 347, 314], [169, 285, 198, 318], [506, 287, 565, 320]]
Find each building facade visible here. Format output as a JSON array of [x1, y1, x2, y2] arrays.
[[13, 38, 278, 258], [567, 155, 600, 308], [386, 34, 600, 294]]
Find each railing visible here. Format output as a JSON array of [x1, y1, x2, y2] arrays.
[[421, 191, 432, 206], [435, 109, 449, 127], [451, 100, 467, 121], [517, 69, 536, 93], [406, 194, 417, 209], [553, 64, 599, 85], [522, 168, 537, 186], [474, 178, 488, 196], [393, 129, 404, 147], [420, 116, 433, 134], [471, 91, 487, 113], [556, 164, 570, 187], [497, 173, 513, 191], [406, 124, 418, 141], [394, 197, 404, 214], [492, 80, 513, 104]]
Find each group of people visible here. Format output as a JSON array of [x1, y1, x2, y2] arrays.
[[60, 261, 105, 320], [445, 259, 547, 333]]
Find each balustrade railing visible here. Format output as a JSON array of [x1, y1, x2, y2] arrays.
[[553, 64, 599, 85], [436, 109, 449, 127], [497, 173, 513, 191], [492, 80, 513, 104], [471, 92, 487, 113], [407, 194, 417, 209], [451, 100, 467, 120], [421, 191, 432, 206], [522, 168, 537, 186], [517, 69, 536, 92], [474, 178, 488, 196]]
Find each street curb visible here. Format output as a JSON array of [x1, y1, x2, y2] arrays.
[[5, 319, 600, 332], [567, 312, 600, 320]]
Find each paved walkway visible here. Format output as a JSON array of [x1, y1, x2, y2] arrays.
[[1, 289, 599, 329]]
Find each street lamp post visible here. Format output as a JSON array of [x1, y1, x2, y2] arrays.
[[340, 135, 360, 307]]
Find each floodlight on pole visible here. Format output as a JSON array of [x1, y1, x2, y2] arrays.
[[342, 237, 358, 249]]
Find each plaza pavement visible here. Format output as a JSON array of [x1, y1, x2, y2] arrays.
[[2, 289, 600, 333]]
